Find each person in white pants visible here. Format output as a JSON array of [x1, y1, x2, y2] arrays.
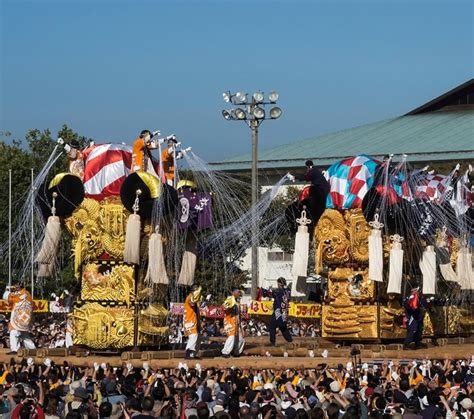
[[184, 285, 203, 359], [7, 286, 35, 354], [222, 287, 245, 358]]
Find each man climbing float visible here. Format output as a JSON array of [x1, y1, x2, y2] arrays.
[[7, 285, 35, 354], [302, 160, 331, 225], [184, 284, 204, 359], [222, 287, 245, 358], [269, 277, 293, 346]]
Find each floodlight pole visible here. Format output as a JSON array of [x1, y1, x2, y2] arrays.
[[221, 91, 281, 301], [250, 119, 259, 300]]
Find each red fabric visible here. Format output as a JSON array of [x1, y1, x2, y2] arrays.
[[298, 186, 311, 202], [11, 403, 45, 419], [375, 185, 400, 205], [408, 292, 420, 310]]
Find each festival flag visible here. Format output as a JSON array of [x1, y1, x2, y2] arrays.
[[82, 144, 132, 201], [414, 174, 451, 201], [178, 191, 213, 230], [326, 155, 380, 209]]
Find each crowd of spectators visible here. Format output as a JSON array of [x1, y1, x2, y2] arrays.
[[168, 317, 319, 345], [0, 356, 471, 418], [0, 314, 68, 350]]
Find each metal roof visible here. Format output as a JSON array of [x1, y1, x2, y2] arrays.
[[210, 111, 474, 171]]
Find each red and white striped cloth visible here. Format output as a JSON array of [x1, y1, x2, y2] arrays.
[[82, 144, 132, 201], [414, 174, 450, 201]]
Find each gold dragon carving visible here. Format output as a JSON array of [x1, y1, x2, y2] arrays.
[[72, 303, 134, 349], [65, 197, 130, 277]]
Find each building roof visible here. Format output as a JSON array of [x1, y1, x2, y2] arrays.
[[211, 80, 474, 172]]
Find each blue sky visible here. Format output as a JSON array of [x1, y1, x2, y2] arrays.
[[1, 0, 472, 162]]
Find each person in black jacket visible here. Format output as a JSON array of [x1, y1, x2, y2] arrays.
[[269, 277, 293, 345], [403, 286, 428, 350]]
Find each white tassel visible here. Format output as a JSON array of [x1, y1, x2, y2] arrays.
[[439, 263, 458, 283], [145, 232, 169, 284], [124, 213, 141, 264], [368, 214, 384, 283], [420, 246, 436, 295], [35, 208, 61, 278], [436, 228, 457, 283], [457, 247, 474, 290], [178, 234, 197, 286], [387, 234, 404, 294], [291, 209, 311, 297], [124, 191, 142, 265]]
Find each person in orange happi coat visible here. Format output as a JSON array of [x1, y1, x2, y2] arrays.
[[161, 136, 179, 186], [131, 129, 159, 174], [7, 285, 35, 354], [184, 284, 204, 359], [221, 287, 245, 358]]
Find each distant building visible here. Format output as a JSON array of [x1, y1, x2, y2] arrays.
[[211, 80, 474, 294], [211, 79, 474, 183]]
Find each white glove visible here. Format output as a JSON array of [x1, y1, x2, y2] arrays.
[[455, 163, 461, 171], [195, 363, 201, 372], [422, 165, 429, 172], [265, 351, 271, 357], [286, 173, 295, 182], [93, 362, 99, 371], [44, 358, 51, 367], [143, 362, 149, 371], [308, 350, 315, 358], [57, 137, 64, 145], [101, 362, 107, 370], [126, 362, 133, 372], [64, 144, 71, 153], [345, 372, 350, 379], [346, 362, 353, 371], [322, 349, 328, 358], [152, 130, 160, 137], [362, 363, 368, 370], [283, 352, 289, 358], [27, 357, 34, 366]]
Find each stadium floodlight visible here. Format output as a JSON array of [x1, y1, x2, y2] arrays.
[[222, 109, 233, 120], [223, 91, 232, 103], [253, 91, 264, 103], [268, 91, 279, 103], [235, 91, 247, 104], [269, 106, 282, 119], [234, 108, 247, 120], [253, 106, 265, 119]]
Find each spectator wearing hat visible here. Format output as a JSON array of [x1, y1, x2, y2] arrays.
[[64, 387, 91, 418], [269, 277, 293, 346]]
